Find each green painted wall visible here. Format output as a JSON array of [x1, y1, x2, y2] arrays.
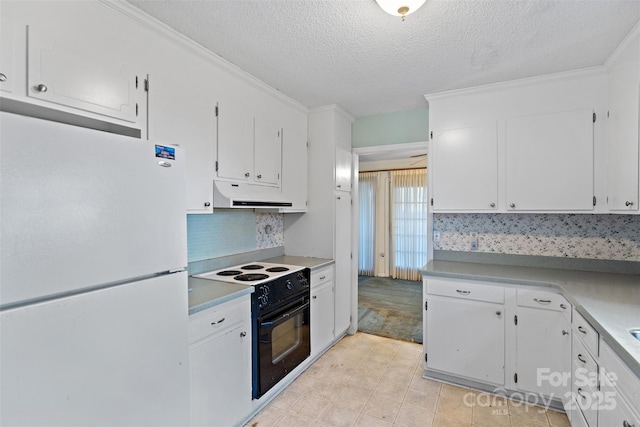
[[352, 107, 429, 147]]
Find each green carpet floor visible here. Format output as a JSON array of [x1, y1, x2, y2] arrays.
[[357, 275, 423, 344]]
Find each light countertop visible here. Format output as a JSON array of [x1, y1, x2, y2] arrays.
[[263, 255, 334, 270], [420, 260, 640, 377], [188, 277, 253, 316]]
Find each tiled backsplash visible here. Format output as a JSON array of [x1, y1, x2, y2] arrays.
[[187, 212, 284, 262], [256, 212, 284, 249], [433, 213, 640, 261]]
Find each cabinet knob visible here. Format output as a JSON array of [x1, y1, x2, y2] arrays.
[[312, 295, 317, 299], [257, 174, 262, 179], [490, 203, 495, 208], [626, 201, 634, 207], [0, 73, 6, 82], [240, 331, 246, 337], [495, 311, 501, 316], [562, 330, 569, 336], [336, 196, 341, 200], [509, 203, 516, 208], [204, 202, 211, 207], [560, 303, 567, 310], [245, 172, 250, 178], [35, 83, 48, 93], [337, 184, 342, 188]]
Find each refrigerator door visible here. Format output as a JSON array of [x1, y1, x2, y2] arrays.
[[0, 112, 187, 306], [1, 272, 190, 426]]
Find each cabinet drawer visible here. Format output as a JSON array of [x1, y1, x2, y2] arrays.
[[517, 290, 570, 313], [573, 335, 598, 380], [569, 398, 589, 427], [311, 265, 334, 288], [599, 378, 640, 427], [572, 361, 599, 427], [189, 296, 250, 345], [600, 340, 640, 407], [427, 278, 504, 303], [573, 309, 598, 358]]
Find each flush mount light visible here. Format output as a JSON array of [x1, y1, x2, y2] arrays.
[[375, 0, 427, 21]]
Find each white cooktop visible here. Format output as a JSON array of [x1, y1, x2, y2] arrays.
[[193, 262, 305, 286]]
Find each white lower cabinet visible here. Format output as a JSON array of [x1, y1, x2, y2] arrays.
[[310, 265, 335, 357], [597, 340, 640, 427], [425, 278, 506, 385], [424, 279, 575, 407], [189, 296, 252, 427], [515, 291, 572, 400]]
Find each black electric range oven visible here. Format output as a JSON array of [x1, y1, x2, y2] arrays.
[[194, 262, 311, 399]]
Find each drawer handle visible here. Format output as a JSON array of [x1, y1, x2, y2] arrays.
[[319, 275, 326, 280], [0, 73, 6, 82], [623, 420, 634, 427], [534, 298, 552, 304], [456, 290, 471, 295], [577, 354, 586, 364], [577, 388, 586, 400], [211, 317, 225, 325], [560, 303, 567, 309], [578, 326, 587, 334]]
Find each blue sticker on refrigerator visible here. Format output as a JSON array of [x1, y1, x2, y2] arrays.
[[155, 145, 175, 160]]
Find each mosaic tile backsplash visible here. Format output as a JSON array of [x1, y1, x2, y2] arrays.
[[433, 214, 640, 261], [256, 212, 284, 249]]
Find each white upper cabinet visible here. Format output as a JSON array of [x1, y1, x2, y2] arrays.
[[147, 54, 219, 214], [334, 109, 353, 192], [505, 109, 594, 211], [426, 70, 606, 213], [216, 96, 255, 182], [431, 123, 498, 211], [27, 26, 141, 124], [254, 114, 283, 187], [606, 34, 640, 212]]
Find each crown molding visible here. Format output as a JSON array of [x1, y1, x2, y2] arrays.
[[99, 0, 308, 114]]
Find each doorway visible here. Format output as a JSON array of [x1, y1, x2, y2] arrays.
[[353, 142, 428, 343]]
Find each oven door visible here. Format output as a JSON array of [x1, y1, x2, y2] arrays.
[[255, 297, 310, 398]]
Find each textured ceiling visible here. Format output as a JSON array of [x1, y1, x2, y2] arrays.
[[126, 0, 640, 118]]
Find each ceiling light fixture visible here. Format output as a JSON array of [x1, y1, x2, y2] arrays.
[[375, 0, 427, 21]]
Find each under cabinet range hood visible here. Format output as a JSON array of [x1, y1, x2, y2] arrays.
[[213, 180, 293, 209]]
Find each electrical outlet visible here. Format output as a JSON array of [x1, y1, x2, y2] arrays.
[[433, 230, 441, 242], [469, 232, 479, 251]]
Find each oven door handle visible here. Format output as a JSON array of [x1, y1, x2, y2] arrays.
[[260, 301, 310, 329]]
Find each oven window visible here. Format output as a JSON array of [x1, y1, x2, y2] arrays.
[[271, 312, 303, 364]]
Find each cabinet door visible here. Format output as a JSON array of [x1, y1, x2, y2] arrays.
[[335, 147, 352, 191], [148, 62, 217, 213], [598, 380, 640, 427], [607, 39, 640, 212], [334, 192, 352, 335], [27, 26, 140, 124], [426, 295, 505, 385], [254, 118, 282, 186], [311, 279, 335, 357], [431, 123, 498, 211], [190, 323, 251, 427], [505, 109, 594, 211], [216, 100, 254, 182], [515, 306, 571, 398]]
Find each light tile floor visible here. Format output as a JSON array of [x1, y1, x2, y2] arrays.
[[246, 333, 572, 427]]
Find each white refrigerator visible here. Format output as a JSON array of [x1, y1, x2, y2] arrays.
[[0, 112, 191, 426]]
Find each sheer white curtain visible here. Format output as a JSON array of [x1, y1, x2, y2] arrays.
[[358, 172, 376, 276], [390, 169, 428, 281]]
